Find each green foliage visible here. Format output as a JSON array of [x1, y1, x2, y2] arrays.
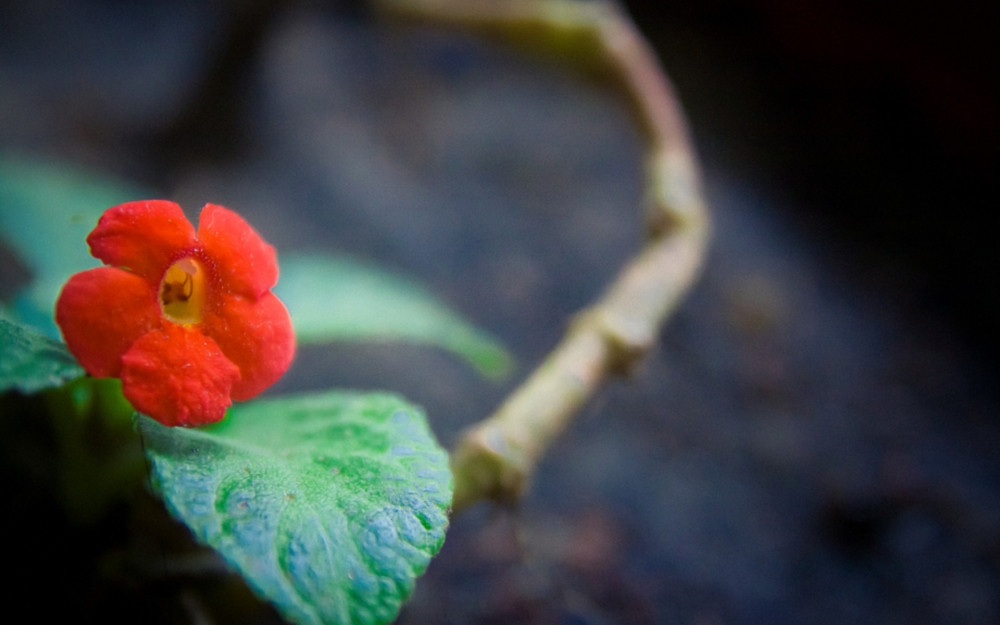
[[0, 154, 511, 378], [0, 318, 145, 520], [0, 317, 84, 394], [140, 391, 453, 625], [277, 252, 512, 378], [0, 153, 146, 335], [1, 154, 473, 621], [46, 377, 147, 521]]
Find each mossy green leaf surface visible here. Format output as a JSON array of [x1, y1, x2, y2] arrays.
[[0, 318, 84, 394], [275, 252, 512, 378], [0, 153, 146, 335], [140, 391, 453, 625]]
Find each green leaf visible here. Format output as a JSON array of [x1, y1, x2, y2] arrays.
[[46, 377, 147, 521], [0, 153, 147, 335], [140, 391, 453, 625], [0, 317, 84, 394], [275, 252, 512, 378]]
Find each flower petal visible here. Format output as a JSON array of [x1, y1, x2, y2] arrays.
[[202, 291, 295, 401], [88, 200, 198, 281], [120, 324, 241, 427], [198, 203, 278, 300], [55, 266, 161, 378]]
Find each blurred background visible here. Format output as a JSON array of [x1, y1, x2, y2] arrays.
[[1, 0, 997, 623]]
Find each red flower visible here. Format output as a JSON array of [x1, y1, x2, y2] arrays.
[[55, 200, 295, 427]]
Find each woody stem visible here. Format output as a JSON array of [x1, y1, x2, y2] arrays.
[[376, 0, 711, 514]]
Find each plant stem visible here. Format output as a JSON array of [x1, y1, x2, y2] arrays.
[[376, 0, 710, 514]]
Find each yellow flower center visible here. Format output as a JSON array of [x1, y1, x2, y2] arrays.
[[160, 257, 205, 325]]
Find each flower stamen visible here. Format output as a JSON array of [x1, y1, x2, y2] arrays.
[[160, 257, 204, 324]]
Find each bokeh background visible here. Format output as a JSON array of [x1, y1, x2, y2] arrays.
[[1, 1, 997, 623]]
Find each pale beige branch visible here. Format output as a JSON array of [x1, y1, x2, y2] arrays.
[[376, 0, 710, 513]]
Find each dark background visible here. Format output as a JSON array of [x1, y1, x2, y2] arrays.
[[1, 1, 997, 623], [626, 0, 999, 368]]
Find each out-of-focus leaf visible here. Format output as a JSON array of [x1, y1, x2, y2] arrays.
[[0, 153, 147, 335], [140, 391, 453, 625], [0, 317, 83, 394], [275, 252, 512, 378], [48, 377, 146, 521]]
